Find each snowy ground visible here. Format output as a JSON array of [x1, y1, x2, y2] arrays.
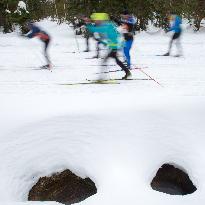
[[1, 20, 205, 205]]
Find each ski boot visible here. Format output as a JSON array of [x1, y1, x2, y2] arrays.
[[122, 70, 132, 80], [83, 49, 89, 52], [174, 54, 182, 58], [41, 64, 51, 70], [163, 52, 170, 56], [92, 55, 99, 59]]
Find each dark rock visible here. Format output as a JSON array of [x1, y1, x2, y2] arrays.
[[151, 164, 197, 195], [28, 169, 97, 204]]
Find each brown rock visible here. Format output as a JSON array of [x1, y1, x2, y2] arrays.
[[28, 169, 97, 204], [151, 164, 197, 195]]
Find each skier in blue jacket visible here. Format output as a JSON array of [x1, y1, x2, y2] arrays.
[[84, 13, 131, 79], [24, 22, 51, 69], [164, 14, 183, 57]]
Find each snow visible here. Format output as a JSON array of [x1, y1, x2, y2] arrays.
[[5, 9, 11, 14], [15, 1, 28, 14], [1, 20, 205, 204], [18, 1, 27, 11]]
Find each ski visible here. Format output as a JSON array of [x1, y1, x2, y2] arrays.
[[59, 79, 119, 86], [85, 57, 104, 60], [95, 67, 146, 74], [31, 66, 52, 71], [156, 54, 182, 58], [90, 64, 140, 67], [87, 78, 151, 81], [64, 51, 76, 54], [59, 78, 152, 86], [89, 64, 116, 67]]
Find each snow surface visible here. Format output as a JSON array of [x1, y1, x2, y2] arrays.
[[1, 20, 205, 205]]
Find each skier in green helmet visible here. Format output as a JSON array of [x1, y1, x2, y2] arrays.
[[83, 13, 131, 80]]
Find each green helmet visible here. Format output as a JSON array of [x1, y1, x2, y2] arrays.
[[90, 13, 109, 21]]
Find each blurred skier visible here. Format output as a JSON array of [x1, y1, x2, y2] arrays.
[[84, 13, 131, 80], [24, 22, 51, 69], [120, 10, 136, 68], [83, 27, 92, 52], [76, 16, 93, 52], [80, 16, 105, 58], [164, 14, 183, 57]]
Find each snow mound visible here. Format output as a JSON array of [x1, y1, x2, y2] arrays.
[[1, 96, 205, 204]]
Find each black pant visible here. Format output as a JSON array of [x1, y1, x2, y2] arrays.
[[172, 32, 181, 40], [104, 50, 129, 74], [44, 39, 50, 65], [168, 31, 182, 53], [104, 49, 129, 74]]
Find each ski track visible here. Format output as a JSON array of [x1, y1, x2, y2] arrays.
[[1, 26, 205, 96], [1, 20, 205, 205]]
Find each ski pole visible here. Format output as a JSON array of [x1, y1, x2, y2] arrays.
[[138, 68, 163, 87]]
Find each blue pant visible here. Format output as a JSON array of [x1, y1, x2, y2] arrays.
[[123, 40, 133, 67]]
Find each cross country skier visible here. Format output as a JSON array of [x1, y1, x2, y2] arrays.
[[120, 10, 136, 69], [164, 13, 183, 57], [80, 22, 92, 52], [76, 16, 93, 52], [84, 13, 131, 80], [24, 22, 51, 69], [80, 16, 105, 58]]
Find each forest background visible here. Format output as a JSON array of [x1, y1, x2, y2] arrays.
[[0, 0, 205, 33]]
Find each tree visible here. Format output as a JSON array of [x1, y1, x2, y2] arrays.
[[11, 1, 30, 32]]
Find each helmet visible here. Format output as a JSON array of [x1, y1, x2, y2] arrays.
[[90, 13, 109, 21]]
